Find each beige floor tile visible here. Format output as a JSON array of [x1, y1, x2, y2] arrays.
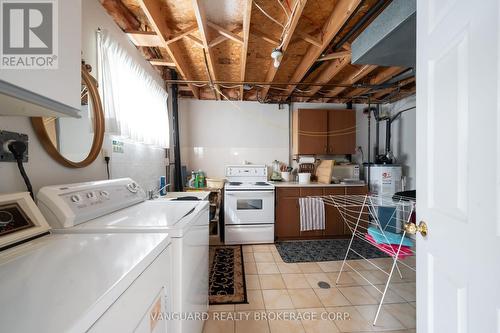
[[297, 308, 339, 333], [362, 285, 406, 304], [326, 306, 373, 332], [338, 286, 379, 305], [355, 304, 405, 331], [389, 283, 416, 302], [304, 272, 333, 289], [259, 274, 286, 290], [267, 310, 305, 333], [246, 275, 261, 290], [203, 317, 235, 333], [262, 289, 295, 309], [257, 262, 280, 274], [245, 262, 258, 275], [297, 262, 323, 273], [254, 252, 275, 263], [243, 252, 255, 263], [282, 274, 310, 289], [242, 245, 253, 253], [317, 261, 348, 273], [383, 303, 416, 329], [272, 252, 285, 263], [327, 272, 357, 287], [253, 245, 273, 252], [346, 270, 386, 286], [288, 289, 323, 308], [277, 263, 302, 274], [236, 290, 265, 311], [235, 311, 270, 333], [209, 304, 235, 311], [314, 288, 351, 307]]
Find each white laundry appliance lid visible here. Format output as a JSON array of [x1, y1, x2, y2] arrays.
[[0, 232, 170, 333], [53, 200, 209, 238]]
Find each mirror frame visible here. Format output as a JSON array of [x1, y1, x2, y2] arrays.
[[31, 64, 105, 168]]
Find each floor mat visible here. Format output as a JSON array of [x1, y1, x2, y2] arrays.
[[209, 245, 247, 305], [275, 238, 389, 263]]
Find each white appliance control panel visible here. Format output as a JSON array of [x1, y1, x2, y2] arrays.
[[37, 178, 146, 228], [225, 165, 268, 181]]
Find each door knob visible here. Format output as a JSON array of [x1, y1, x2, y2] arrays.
[[404, 221, 428, 237]]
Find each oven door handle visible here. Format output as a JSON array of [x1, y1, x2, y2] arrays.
[[226, 191, 275, 195]]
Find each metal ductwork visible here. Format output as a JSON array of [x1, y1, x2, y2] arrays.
[[351, 0, 416, 67]]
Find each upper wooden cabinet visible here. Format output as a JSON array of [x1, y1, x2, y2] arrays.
[[292, 109, 356, 155]]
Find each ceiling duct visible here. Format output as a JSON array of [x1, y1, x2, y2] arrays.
[[351, 0, 416, 67]]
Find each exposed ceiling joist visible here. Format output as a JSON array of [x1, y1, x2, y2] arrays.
[[126, 31, 161, 47], [165, 24, 198, 45], [260, 0, 308, 100], [186, 34, 204, 47], [344, 66, 406, 99], [192, 0, 220, 100], [372, 76, 415, 99], [296, 30, 322, 47], [149, 59, 176, 67], [240, 0, 252, 100], [250, 27, 280, 45], [304, 55, 351, 101], [137, 0, 199, 98], [282, 0, 363, 99], [207, 22, 244, 44], [317, 50, 351, 62], [326, 64, 377, 98], [209, 27, 242, 47]]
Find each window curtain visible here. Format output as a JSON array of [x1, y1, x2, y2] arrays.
[[97, 29, 169, 148]]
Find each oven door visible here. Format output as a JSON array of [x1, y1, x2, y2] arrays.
[[224, 190, 274, 225]]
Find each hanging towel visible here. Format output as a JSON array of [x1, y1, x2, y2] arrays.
[[299, 197, 325, 231], [365, 234, 413, 259], [367, 226, 413, 247]]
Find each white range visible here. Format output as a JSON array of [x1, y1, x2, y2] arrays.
[[224, 165, 275, 244], [37, 178, 210, 333], [0, 192, 172, 333]]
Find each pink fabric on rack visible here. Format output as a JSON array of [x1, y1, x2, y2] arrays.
[[365, 234, 413, 259]]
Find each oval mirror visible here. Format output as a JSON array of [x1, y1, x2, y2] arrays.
[[31, 64, 105, 168]]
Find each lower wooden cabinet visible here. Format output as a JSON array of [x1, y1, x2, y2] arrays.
[[275, 185, 368, 240]]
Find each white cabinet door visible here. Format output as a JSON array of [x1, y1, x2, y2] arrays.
[[417, 0, 500, 331], [0, 0, 81, 110]]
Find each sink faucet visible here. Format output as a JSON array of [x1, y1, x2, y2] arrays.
[[148, 183, 171, 200]]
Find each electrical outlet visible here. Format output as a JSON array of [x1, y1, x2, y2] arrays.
[[0, 130, 29, 162]]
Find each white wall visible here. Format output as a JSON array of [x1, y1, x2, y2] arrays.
[[179, 100, 289, 178], [0, 0, 166, 194]]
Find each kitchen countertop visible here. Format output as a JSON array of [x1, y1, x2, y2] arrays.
[[270, 181, 366, 187]]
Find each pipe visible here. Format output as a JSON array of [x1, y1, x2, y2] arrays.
[[171, 71, 183, 192], [385, 118, 391, 154], [375, 104, 380, 158], [367, 100, 371, 191], [163, 79, 389, 88]]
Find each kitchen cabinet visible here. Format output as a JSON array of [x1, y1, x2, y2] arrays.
[[0, 0, 82, 117], [275, 185, 368, 240], [292, 109, 356, 155]]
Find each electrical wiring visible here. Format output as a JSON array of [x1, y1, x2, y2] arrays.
[[254, 2, 284, 28], [277, 0, 290, 19]]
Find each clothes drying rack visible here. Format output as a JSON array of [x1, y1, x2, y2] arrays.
[[313, 193, 416, 325]]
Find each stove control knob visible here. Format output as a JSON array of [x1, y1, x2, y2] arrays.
[[86, 192, 96, 199], [100, 190, 110, 197], [70, 195, 81, 203]]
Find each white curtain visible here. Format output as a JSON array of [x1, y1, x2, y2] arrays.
[[97, 29, 169, 148]]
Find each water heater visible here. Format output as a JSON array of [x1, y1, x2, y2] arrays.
[[363, 165, 402, 195]]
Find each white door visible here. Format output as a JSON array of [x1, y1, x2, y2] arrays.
[[417, 0, 500, 332]]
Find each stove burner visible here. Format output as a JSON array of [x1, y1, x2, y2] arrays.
[[254, 182, 270, 186], [229, 182, 242, 186]]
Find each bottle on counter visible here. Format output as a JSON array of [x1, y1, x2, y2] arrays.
[[198, 170, 206, 188], [189, 171, 196, 188]]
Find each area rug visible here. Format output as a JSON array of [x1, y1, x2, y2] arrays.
[[275, 238, 389, 263], [209, 245, 247, 305]]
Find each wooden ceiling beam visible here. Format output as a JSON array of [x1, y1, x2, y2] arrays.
[[260, 0, 308, 100], [317, 50, 351, 62], [165, 24, 198, 45], [149, 59, 176, 67], [209, 27, 242, 48], [186, 34, 204, 47], [240, 0, 252, 100], [126, 31, 162, 47], [303, 54, 351, 101], [344, 66, 406, 99], [192, 0, 220, 100], [296, 30, 322, 48], [282, 0, 363, 99], [250, 27, 280, 45], [207, 22, 244, 44], [325, 64, 377, 98], [372, 76, 416, 99], [137, 0, 200, 98]]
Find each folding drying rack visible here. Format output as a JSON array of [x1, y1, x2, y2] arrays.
[[315, 193, 416, 325]]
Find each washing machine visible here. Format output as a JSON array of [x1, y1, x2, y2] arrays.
[[0, 192, 172, 333], [36, 178, 210, 333]]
